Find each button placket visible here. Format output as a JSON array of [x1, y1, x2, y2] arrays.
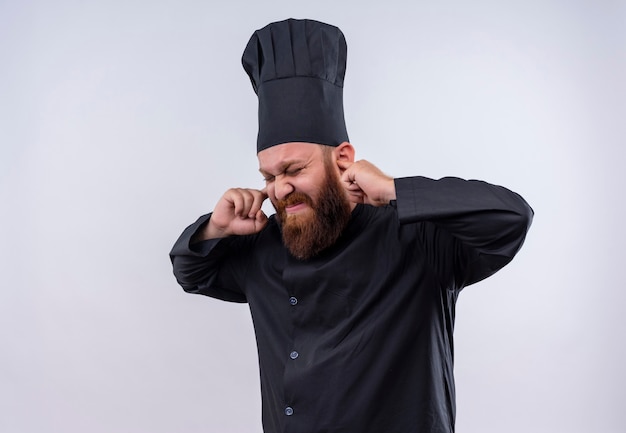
[[284, 265, 304, 423]]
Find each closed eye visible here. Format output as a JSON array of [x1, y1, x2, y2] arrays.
[[259, 162, 305, 183]]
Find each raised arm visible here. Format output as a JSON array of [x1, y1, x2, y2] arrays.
[[169, 187, 270, 302], [337, 159, 533, 288], [394, 176, 533, 287]]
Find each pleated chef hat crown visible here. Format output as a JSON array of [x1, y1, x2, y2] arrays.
[[242, 18, 349, 153]]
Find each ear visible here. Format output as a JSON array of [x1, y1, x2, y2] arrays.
[[334, 142, 355, 165]]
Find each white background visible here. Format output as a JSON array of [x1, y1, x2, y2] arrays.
[[1, 0, 624, 432]]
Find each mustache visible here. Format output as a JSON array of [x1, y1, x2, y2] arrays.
[[276, 192, 314, 211]]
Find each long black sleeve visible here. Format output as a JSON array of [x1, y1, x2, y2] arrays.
[[394, 176, 534, 287], [169, 213, 249, 302]]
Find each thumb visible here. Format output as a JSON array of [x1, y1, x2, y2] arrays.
[[336, 160, 352, 170], [255, 209, 268, 230]]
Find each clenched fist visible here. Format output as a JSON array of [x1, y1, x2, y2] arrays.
[[337, 160, 396, 207], [198, 188, 269, 241]]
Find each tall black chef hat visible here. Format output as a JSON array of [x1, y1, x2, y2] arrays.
[[242, 18, 349, 153]]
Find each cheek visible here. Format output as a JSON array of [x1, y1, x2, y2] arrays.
[[299, 179, 323, 200]]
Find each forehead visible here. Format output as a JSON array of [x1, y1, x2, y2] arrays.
[[257, 142, 324, 172]]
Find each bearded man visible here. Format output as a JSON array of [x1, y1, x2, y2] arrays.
[[170, 18, 533, 433]]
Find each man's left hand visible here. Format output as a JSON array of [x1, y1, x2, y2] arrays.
[[337, 159, 396, 207]]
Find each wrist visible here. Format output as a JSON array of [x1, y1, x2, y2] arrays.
[[206, 219, 229, 240], [192, 219, 227, 243], [383, 178, 397, 204]]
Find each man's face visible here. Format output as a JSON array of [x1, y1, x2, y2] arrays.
[[258, 142, 352, 260]]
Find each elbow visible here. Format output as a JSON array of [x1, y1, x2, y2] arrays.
[[503, 201, 534, 260], [521, 199, 534, 232], [516, 199, 534, 249]]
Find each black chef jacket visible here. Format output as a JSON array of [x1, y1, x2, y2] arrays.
[[170, 176, 533, 433]]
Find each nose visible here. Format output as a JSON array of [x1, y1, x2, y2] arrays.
[[274, 175, 294, 201]]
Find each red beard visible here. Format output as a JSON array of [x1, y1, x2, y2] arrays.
[[274, 162, 352, 260]]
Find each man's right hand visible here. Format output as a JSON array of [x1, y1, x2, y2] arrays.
[[198, 188, 269, 241]]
